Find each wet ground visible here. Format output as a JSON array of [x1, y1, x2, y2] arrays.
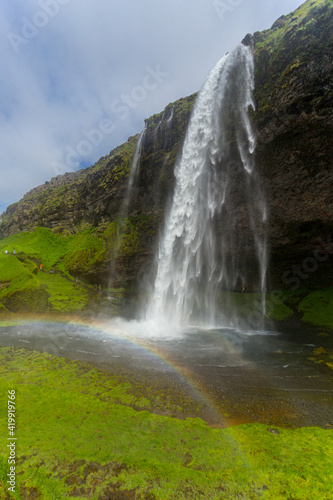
[[0, 318, 332, 428]]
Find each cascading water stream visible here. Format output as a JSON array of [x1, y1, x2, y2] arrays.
[[122, 126, 146, 216], [108, 127, 146, 288], [145, 44, 267, 328], [166, 105, 174, 125]]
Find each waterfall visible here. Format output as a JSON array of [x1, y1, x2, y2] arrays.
[[108, 127, 146, 289], [146, 44, 267, 328], [121, 126, 146, 216], [166, 105, 174, 125]]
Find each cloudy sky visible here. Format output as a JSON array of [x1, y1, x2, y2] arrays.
[[0, 0, 303, 213]]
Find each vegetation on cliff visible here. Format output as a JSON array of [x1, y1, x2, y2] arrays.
[[253, 0, 333, 125], [0, 221, 156, 316], [0, 229, 88, 314]]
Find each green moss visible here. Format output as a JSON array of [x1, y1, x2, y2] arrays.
[[0, 303, 11, 316], [106, 214, 156, 263], [265, 291, 295, 321], [265, 288, 333, 325], [3, 279, 50, 313], [298, 288, 333, 329], [253, 0, 333, 123], [22, 258, 39, 274], [308, 345, 333, 368], [117, 218, 139, 259], [0, 230, 90, 314], [1, 225, 332, 328], [0, 348, 332, 499], [254, 0, 332, 54], [318, 332, 330, 338], [37, 273, 88, 312], [0, 253, 49, 312], [63, 228, 107, 272], [0, 253, 31, 283]]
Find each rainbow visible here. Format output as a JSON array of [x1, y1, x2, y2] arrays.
[[0, 313, 246, 426]]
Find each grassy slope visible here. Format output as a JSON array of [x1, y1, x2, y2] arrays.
[[0, 224, 142, 316], [298, 289, 333, 328], [0, 228, 89, 314], [0, 348, 332, 499]]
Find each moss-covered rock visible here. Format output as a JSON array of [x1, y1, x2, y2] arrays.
[[298, 287, 333, 328], [3, 279, 50, 313]]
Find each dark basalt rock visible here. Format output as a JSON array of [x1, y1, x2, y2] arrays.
[[241, 33, 253, 46]]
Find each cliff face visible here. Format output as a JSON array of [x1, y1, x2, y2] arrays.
[[251, 0, 333, 288], [0, 0, 332, 298]]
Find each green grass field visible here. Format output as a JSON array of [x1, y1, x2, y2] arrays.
[[0, 348, 332, 499]]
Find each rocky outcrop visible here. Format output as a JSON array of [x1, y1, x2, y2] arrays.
[[0, 0, 332, 297]]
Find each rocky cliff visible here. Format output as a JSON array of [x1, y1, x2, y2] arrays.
[[0, 0, 332, 315], [251, 0, 333, 289]]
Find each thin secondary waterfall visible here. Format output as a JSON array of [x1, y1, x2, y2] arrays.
[[109, 127, 146, 288], [146, 44, 267, 327], [121, 126, 146, 216], [166, 105, 174, 125]]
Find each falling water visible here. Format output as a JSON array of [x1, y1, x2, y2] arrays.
[[146, 44, 267, 328], [121, 126, 146, 216], [166, 105, 174, 125], [154, 106, 174, 142], [109, 127, 146, 288], [154, 115, 164, 139]]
